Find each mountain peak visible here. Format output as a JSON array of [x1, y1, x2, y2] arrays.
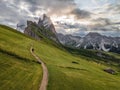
[[86, 32, 101, 37], [27, 20, 34, 26], [58, 32, 120, 53], [85, 32, 102, 38], [38, 14, 52, 28], [24, 14, 59, 43], [43, 14, 49, 20], [38, 14, 57, 34]]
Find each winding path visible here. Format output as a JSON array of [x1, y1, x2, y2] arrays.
[[30, 47, 48, 90]]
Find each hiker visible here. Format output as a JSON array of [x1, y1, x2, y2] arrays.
[[32, 48, 34, 52]]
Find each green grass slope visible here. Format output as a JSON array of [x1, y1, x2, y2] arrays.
[[34, 40, 120, 90], [0, 52, 42, 90], [63, 46, 120, 71], [0, 25, 120, 90], [0, 25, 42, 90]]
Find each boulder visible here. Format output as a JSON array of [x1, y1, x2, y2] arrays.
[[104, 68, 116, 74]]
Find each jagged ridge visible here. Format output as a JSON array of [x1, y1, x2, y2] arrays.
[[58, 32, 120, 53], [24, 14, 59, 43]]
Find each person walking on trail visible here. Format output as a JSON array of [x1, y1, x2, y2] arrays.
[[32, 48, 34, 52]]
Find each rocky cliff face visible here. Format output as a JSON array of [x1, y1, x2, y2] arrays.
[[57, 33, 81, 47], [24, 14, 59, 42], [24, 21, 40, 40], [58, 32, 120, 53], [38, 14, 56, 34], [78, 33, 120, 53]]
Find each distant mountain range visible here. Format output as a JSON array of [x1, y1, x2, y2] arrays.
[[23, 14, 120, 54], [57, 32, 120, 54]]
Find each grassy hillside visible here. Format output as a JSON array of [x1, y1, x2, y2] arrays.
[[0, 52, 42, 90], [34, 39, 120, 90], [63, 46, 120, 71], [0, 25, 120, 90], [0, 25, 42, 90]]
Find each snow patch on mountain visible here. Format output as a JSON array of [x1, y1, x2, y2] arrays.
[[57, 32, 120, 53]]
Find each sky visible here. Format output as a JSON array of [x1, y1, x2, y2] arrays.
[[0, 0, 120, 37]]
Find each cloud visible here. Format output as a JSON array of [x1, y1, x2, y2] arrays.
[[0, 0, 120, 36], [107, 3, 120, 14], [70, 8, 91, 19], [0, 0, 77, 28], [0, 0, 92, 29], [92, 18, 111, 26], [0, 0, 37, 28], [14, 0, 76, 16]]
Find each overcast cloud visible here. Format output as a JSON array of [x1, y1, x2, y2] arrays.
[[0, 0, 120, 36]]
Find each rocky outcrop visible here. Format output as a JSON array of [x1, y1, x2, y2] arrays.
[[38, 14, 56, 34], [24, 21, 41, 40], [104, 68, 116, 74], [24, 14, 59, 43]]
